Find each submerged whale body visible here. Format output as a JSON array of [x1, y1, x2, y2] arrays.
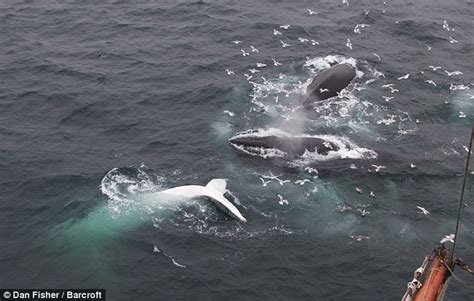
[[302, 63, 356, 108]]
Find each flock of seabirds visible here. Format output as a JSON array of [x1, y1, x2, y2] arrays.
[[109, 2, 470, 245]]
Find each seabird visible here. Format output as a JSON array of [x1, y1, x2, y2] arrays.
[[416, 206, 430, 215], [277, 194, 289, 205]]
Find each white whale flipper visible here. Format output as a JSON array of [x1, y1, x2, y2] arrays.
[[206, 179, 227, 194], [158, 179, 247, 222]]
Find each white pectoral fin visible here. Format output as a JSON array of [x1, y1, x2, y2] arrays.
[[204, 188, 247, 223], [160, 182, 247, 223], [205, 179, 227, 194]]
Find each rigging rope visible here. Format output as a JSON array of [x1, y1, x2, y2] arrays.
[[443, 259, 474, 288], [450, 125, 474, 263]]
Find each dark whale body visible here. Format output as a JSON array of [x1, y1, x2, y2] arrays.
[[228, 135, 339, 159], [302, 63, 356, 108]]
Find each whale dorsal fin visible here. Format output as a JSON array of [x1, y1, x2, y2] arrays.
[[206, 179, 227, 194]]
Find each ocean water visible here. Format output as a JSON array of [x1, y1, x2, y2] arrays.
[[1, 0, 473, 300]]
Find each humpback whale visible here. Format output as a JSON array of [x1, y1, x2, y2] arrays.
[[228, 129, 376, 162], [302, 63, 356, 108], [147, 179, 247, 223], [229, 133, 339, 159]]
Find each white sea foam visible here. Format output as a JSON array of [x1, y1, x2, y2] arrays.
[[100, 167, 161, 216], [295, 134, 377, 163], [232, 143, 288, 158], [303, 55, 357, 72], [450, 84, 470, 91], [450, 90, 474, 119]]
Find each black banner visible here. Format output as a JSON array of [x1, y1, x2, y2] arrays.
[[0, 290, 105, 301]]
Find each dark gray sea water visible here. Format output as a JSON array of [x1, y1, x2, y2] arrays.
[[1, 0, 473, 300]]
